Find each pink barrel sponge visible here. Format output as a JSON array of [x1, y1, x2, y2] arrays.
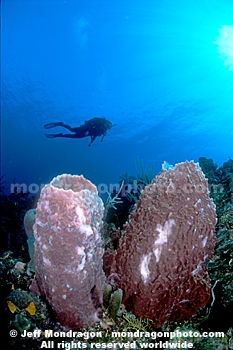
[[30, 174, 106, 329], [104, 161, 217, 327]]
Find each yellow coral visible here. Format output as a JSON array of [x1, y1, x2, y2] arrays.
[[7, 301, 17, 313], [25, 302, 36, 316]]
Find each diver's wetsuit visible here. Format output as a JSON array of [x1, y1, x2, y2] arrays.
[[44, 117, 115, 146]]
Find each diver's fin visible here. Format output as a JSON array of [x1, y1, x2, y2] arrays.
[[44, 122, 63, 129], [44, 133, 63, 138], [44, 123, 57, 129]]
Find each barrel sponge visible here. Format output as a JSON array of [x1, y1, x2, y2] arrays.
[[104, 161, 217, 328], [30, 174, 106, 329]]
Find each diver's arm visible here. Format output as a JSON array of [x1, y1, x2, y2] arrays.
[[88, 135, 97, 146], [100, 132, 107, 142]]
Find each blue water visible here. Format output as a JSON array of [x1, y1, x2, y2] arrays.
[[2, 0, 233, 197]]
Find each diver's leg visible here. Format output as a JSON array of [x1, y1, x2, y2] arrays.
[[44, 122, 65, 129], [45, 133, 63, 138], [58, 123, 76, 132], [44, 122, 76, 132], [59, 133, 78, 138], [45, 133, 77, 138]]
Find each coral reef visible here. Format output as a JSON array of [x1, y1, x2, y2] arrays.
[[11, 314, 31, 333], [23, 209, 36, 272], [30, 174, 106, 329], [198, 158, 233, 330], [0, 188, 35, 258], [103, 283, 113, 309], [103, 284, 123, 319], [104, 161, 217, 328], [105, 159, 155, 229], [198, 157, 220, 183], [105, 195, 133, 229], [107, 288, 123, 319], [134, 157, 155, 185], [1, 159, 233, 349]]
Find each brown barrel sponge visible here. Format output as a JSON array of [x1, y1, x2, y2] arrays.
[[104, 161, 217, 328]]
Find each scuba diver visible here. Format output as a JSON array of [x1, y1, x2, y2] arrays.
[[44, 117, 115, 146]]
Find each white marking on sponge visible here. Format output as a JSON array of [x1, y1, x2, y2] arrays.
[[140, 253, 152, 284], [75, 246, 86, 271], [153, 219, 175, 262], [202, 236, 208, 248]]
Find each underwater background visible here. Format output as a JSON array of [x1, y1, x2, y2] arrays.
[[1, 1, 233, 349], [2, 0, 233, 196]]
